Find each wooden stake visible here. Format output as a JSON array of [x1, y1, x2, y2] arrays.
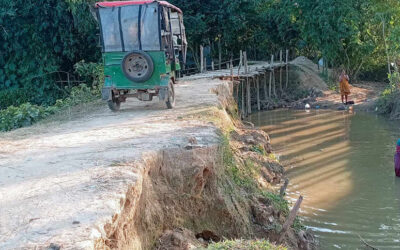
[[269, 55, 274, 97], [230, 58, 233, 80], [235, 81, 239, 104], [239, 50, 243, 67], [246, 77, 251, 115], [211, 60, 215, 71], [286, 49, 289, 89], [278, 195, 303, 244], [269, 71, 272, 98], [200, 45, 204, 73], [263, 72, 268, 100], [244, 51, 248, 74], [256, 76, 260, 111], [279, 178, 289, 197], [218, 39, 222, 70], [280, 50, 283, 92], [273, 68, 276, 97], [241, 80, 245, 118]]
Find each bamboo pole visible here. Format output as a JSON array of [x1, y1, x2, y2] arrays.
[[279, 178, 289, 197], [244, 51, 248, 74], [218, 39, 222, 70], [273, 68, 276, 97], [286, 49, 289, 89], [256, 76, 260, 111], [236, 81, 239, 104], [204, 55, 207, 72], [239, 50, 243, 67], [269, 55, 274, 97], [246, 77, 251, 115], [241, 80, 245, 118], [200, 45, 204, 73], [269, 72, 272, 98], [271, 53, 276, 97], [280, 50, 283, 92], [230, 58, 233, 80], [263, 72, 268, 100], [238, 50, 242, 75]]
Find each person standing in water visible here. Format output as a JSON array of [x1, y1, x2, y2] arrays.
[[339, 70, 351, 104], [395, 139, 400, 177]]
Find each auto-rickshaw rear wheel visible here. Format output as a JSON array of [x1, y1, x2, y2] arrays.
[[165, 81, 175, 109], [107, 94, 121, 112]]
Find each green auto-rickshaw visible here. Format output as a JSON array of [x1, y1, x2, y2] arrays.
[[95, 0, 187, 111]]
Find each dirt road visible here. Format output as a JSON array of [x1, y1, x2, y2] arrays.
[[0, 78, 224, 249]]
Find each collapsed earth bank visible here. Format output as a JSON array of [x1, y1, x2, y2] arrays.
[[95, 83, 316, 250]]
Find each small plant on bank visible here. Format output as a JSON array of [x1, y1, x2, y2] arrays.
[[261, 191, 289, 216], [250, 144, 267, 156], [221, 134, 256, 191], [293, 217, 306, 232], [268, 153, 279, 162], [376, 86, 400, 119], [206, 239, 286, 250]]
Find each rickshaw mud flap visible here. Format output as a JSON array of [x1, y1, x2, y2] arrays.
[[158, 86, 169, 102], [101, 87, 113, 101]]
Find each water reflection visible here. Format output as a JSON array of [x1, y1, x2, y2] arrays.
[[248, 109, 400, 249]]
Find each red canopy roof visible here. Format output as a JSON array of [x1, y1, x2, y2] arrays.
[[95, 1, 182, 13]]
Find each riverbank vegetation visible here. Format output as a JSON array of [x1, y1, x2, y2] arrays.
[[206, 239, 286, 250], [1, 0, 400, 129]]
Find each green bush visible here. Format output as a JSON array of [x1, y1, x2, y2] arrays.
[[0, 103, 49, 131], [0, 88, 34, 110], [0, 0, 100, 95], [261, 191, 289, 216], [0, 84, 99, 132], [376, 88, 400, 119], [74, 60, 104, 89]]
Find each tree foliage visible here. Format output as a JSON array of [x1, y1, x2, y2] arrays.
[[0, 0, 100, 106], [1, 0, 400, 111]]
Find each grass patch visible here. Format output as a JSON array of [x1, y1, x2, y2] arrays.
[[205, 239, 286, 250], [221, 134, 259, 192], [293, 216, 306, 232], [250, 145, 267, 156], [261, 191, 289, 216], [184, 107, 235, 134]]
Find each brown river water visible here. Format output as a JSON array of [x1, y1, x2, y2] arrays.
[[248, 109, 400, 249]]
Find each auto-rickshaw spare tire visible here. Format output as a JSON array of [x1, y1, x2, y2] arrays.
[[122, 51, 154, 83]]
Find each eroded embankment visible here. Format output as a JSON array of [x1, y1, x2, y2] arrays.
[[95, 83, 316, 250]]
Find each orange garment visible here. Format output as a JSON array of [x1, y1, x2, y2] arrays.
[[339, 75, 351, 95]]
